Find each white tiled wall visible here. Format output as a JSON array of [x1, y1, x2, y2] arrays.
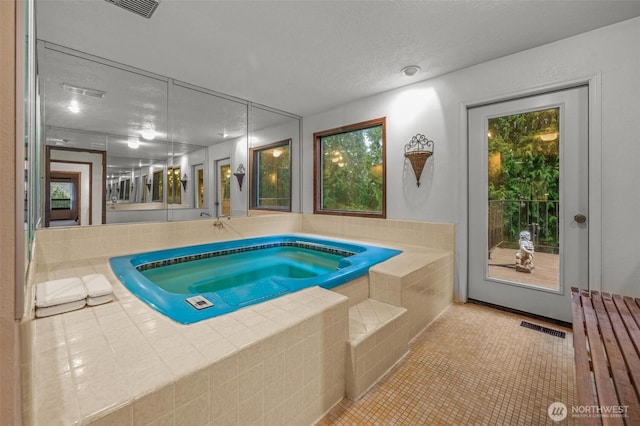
[[22, 284, 348, 426], [301, 215, 454, 252], [371, 251, 454, 340], [346, 299, 408, 400]]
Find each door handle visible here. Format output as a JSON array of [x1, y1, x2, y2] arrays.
[[574, 214, 587, 224]]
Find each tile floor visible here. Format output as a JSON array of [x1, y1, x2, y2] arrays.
[[317, 302, 576, 425]]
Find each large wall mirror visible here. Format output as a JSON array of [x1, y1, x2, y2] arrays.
[[249, 106, 301, 214], [36, 42, 301, 228], [169, 82, 247, 220]]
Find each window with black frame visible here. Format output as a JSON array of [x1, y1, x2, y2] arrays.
[[250, 140, 291, 211]]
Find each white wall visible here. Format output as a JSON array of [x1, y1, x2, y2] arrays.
[[303, 17, 640, 297]]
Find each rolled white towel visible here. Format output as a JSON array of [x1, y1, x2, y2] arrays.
[[36, 277, 87, 308]]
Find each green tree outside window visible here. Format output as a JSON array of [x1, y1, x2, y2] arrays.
[[314, 118, 386, 218]]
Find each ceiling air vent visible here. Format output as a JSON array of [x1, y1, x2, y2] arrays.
[[105, 0, 159, 19]]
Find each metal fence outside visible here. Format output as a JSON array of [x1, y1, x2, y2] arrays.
[[489, 200, 560, 254]]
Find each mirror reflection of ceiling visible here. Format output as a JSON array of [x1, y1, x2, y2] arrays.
[[40, 44, 295, 177], [35, 1, 640, 116]]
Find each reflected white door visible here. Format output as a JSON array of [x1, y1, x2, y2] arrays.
[[468, 86, 588, 323]]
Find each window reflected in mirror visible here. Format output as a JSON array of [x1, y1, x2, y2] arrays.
[[250, 140, 291, 211], [142, 174, 148, 203], [195, 165, 204, 208], [119, 179, 130, 201], [218, 162, 231, 217], [152, 170, 163, 202], [167, 167, 181, 204], [50, 180, 76, 224]]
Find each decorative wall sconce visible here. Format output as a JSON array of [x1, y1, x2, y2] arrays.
[[181, 173, 188, 191], [146, 179, 152, 191], [404, 133, 434, 187], [234, 164, 246, 191]]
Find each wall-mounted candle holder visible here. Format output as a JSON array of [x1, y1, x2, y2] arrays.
[[234, 163, 246, 191], [404, 134, 434, 187], [181, 173, 188, 191]]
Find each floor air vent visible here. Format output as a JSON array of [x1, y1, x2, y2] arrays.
[[105, 0, 159, 19], [520, 321, 566, 338]]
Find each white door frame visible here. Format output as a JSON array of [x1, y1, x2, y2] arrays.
[[458, 76, 602, 306]]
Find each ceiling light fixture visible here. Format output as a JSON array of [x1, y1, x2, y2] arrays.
[[62, 83, 106, 99], [141, 124, 156, 140], [67, 99, 80, 113], [272, 149, 282, 158], [401, 65, 421, 77], [128, 137, 140, 149]]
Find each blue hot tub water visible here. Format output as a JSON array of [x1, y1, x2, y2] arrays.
[[110, 234, 401, 324]]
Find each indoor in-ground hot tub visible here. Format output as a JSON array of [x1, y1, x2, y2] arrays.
[[109, 234, 401, 323]]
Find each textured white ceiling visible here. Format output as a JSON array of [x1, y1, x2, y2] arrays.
[[36, 0, 640, 116]]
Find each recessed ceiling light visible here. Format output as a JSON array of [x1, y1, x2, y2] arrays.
[[401, 65, 421, 77]]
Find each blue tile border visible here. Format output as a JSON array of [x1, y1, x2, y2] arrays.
[[135, 241, 356, 273]]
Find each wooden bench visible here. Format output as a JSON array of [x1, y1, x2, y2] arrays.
[[571, 287, 640, 425]]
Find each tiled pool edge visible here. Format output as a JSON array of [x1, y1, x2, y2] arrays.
[[22, 214, 455, 424], [21, 278, 349, 426]]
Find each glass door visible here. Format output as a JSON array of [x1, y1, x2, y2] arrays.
[[216, 159, 231, 217], [468, 87, 589, 323], [195, 165, 205, 209]]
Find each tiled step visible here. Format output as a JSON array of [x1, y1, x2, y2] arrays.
[[346, 298, 409, 400]]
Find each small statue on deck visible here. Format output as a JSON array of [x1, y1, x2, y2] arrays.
[[515, 230, 535, 273]]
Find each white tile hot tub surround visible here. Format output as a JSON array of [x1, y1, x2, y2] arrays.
[[346, 299, 409, 400], [22, 213, 454, 425], [22, 272, 348, 425]]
